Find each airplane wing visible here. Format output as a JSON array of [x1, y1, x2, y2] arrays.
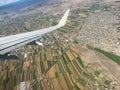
[[0, 9, 70, 55]]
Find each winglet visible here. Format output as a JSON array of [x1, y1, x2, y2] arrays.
[[58, 9, 70, 26]]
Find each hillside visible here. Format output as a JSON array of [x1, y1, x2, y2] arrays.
[[0, 0, 102, 21]]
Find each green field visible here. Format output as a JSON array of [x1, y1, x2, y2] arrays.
[[94, 48, 120, 65]]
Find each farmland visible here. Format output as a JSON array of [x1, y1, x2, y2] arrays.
[[0, 40, 86, 90]]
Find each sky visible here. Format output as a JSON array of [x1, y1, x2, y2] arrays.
[[0, 0, 20, 6]]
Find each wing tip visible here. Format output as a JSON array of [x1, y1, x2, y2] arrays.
[[58, 9, 70, 26]]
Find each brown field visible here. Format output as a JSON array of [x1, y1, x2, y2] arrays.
[[47, 64, 56, 78], [9, 66, 14, 72], [66, 50, 75, 61], [52, 78, 62, 90], [23, 61, 30, 69], [58, 73, 69, 90], [66, 73, 74, 86], [71, 62, 80, 75], [70, 47, 79, 54], [76, 82, 84, 90]]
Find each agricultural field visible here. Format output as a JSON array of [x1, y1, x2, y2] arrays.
[[94, 48, 120, 65], [0, 39, 86, 90]]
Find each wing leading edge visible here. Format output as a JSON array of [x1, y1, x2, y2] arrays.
[[0, 9, 70, 55]]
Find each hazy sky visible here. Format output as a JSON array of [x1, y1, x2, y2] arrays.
[[0, 0, 20, 6]]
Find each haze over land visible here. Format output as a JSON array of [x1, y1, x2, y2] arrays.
[[0, 0, 120, 90], [0, 0, 20, 6]]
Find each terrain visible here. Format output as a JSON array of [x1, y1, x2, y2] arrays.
[[0, 0, 120, 90]]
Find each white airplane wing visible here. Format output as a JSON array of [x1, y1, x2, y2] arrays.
[[0, 9, 70, 55]]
